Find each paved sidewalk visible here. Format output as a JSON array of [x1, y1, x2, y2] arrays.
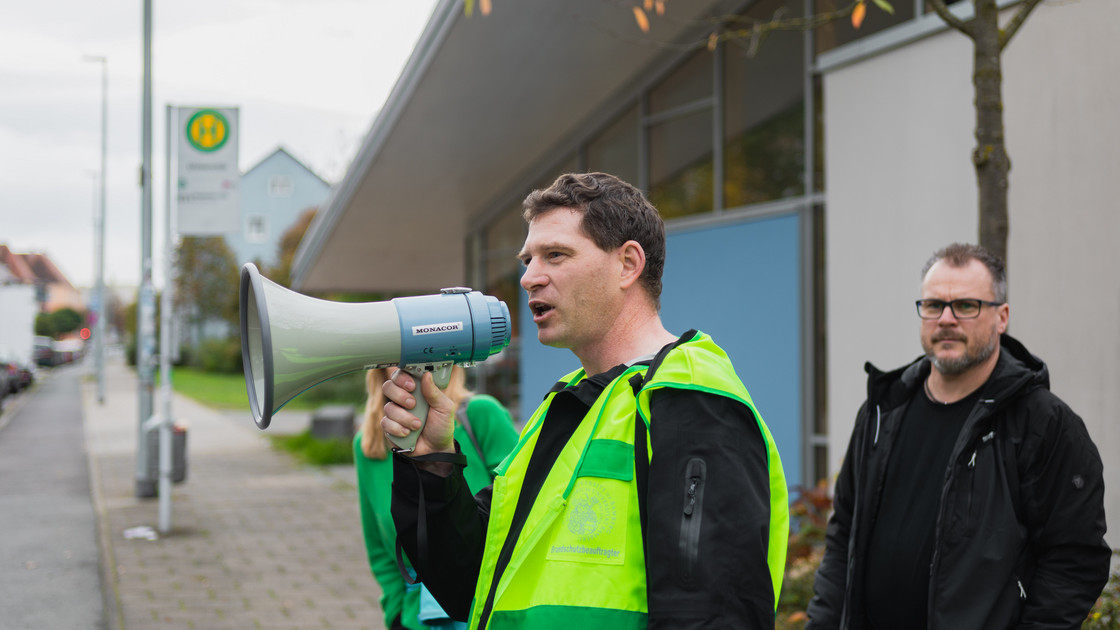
[[81, 353, 386, 630], [0, 363, 104, 630]]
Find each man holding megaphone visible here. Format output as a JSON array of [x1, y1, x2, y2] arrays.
[[382, 172, 790, 630]]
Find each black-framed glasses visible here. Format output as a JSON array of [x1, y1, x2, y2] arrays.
[[916, 298, 1004, 319]]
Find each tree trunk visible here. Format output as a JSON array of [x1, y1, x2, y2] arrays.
[[970, 0, 1010, 264]]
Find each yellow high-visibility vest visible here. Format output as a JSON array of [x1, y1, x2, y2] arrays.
[[467, 331, 789, 629]]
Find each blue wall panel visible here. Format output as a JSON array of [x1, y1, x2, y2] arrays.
[[519, 212, 802, 486]]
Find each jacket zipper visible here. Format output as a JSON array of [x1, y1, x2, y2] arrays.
[[679, 458, 707, 583], [927, 401, 998, 624]]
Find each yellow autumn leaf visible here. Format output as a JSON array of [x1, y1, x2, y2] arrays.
[[851, 1, 867, 29], [480, 0, 491, 15], [655, 0, 666, 16], [644, 0, 654, 10], [633, 6, 650, 32]]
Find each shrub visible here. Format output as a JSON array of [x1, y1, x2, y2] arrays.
[[1083, 555, 1120, 630], [270, 430, 353, 466], [193, 338, 242, 374], [777, 481, 832, 629]]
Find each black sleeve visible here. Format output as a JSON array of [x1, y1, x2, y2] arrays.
[[390, 447, 492, 621], [804, 403, 866, 630], [645, 387, 777, 629], [1017, 396, 1111, 628]]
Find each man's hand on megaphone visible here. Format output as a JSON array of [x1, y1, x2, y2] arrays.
[[381, 370, 458, 476]]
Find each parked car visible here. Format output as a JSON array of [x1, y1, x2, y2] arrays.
[[0, 361, 9, 404], [7, 359, 34, 391], [33, 336, 54, 367], [52, 338, 84, 365], [0, 359, 14, 397]]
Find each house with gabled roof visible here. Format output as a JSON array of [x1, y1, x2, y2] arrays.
[[0, 245, 83, 313], [224, 147, 332, 270]]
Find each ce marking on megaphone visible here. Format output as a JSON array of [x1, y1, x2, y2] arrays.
[[422, 347, 437, 354]]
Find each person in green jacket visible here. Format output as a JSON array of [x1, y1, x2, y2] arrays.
[[354, 366, 518, 630]]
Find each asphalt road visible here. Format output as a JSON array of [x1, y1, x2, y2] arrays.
[[0, 364, 107, 630]]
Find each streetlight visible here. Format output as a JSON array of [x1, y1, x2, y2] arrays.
[[83, 54, 107, 405]]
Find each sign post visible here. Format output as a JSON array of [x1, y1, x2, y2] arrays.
[[151, 105, 239, 532], [177, 107, 240, 234]]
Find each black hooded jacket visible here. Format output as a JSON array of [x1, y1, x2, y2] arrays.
[[806, 334, 1110, 630]]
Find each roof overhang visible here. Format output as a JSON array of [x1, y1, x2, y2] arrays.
[[292, 0, 739, 293]]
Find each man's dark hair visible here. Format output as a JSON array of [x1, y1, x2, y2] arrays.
[[921, 242, 1007, 303], [523, 172, 666, 307]]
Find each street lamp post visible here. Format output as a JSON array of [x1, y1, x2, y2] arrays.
[[83, 55, 108, 405]]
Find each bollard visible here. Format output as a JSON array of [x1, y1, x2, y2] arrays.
[[309, 405, 355, 441]]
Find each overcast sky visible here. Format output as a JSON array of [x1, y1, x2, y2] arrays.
[[0, 0, 439, 290]]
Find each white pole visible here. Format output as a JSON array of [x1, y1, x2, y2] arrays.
[[137, 0, 157, 499], [158, 104, 175, 534], [82, 55, 108, 404]]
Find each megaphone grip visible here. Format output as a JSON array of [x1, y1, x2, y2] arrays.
[[388, 363, 454, 452]]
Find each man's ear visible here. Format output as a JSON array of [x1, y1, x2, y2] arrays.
[[618, 240, 646, 290], [996, 302, 1010, 334]]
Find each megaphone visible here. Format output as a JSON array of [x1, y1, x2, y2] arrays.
[[238, 263, 511, 451]]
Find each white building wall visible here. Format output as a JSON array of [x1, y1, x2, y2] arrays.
[[824, 0, 1119, 547], [0, 284, 38, 365]]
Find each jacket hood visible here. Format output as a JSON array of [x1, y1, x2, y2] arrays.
[[864, 333, 1049, 411]]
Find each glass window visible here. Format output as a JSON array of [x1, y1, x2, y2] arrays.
[[648, 108, 714, 220], [585, 104, 639, 186], [923, 0, 965, 15], [474, 205, 529, 421], [268, 175, 293, 197], [245, 215, 267, 243], [650, 50, 713, 114], [723, 0, 807, 208], [483, 206, 525, 343], [481, 250, 522, 420], [484, 203, 527, 254], [813, 444, 829, 486], [813, 75, 824, 194], [815, 0, 916, 54]]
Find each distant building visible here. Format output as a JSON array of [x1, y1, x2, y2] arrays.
[[176, 147, 332, 352], [0, 245, 83, 313], [225, 147, 331, 270]]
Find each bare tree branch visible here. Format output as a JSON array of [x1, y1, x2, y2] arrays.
[[928, 0, 974, 38], [719, 1, 860, 36], [999, 0, 1045, 50]]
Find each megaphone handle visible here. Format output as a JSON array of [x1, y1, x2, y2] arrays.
[[389, 363, 454, 452]]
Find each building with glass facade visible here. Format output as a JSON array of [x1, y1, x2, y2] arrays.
[[292, 0, 1119, 541]]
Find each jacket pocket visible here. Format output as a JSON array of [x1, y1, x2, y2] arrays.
[[546, 440, 633, 566], [678, 457, 707, 584]]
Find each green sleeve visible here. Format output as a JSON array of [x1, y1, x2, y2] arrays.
[[353, 434, 423, 629], [458, 395, 520, 493]]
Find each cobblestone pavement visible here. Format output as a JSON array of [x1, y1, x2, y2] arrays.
[[83, 353, 386, 630]]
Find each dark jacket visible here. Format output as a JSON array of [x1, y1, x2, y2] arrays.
[[806, 334, 1110, 630]]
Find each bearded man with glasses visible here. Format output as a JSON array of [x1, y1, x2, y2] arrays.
[[806, 242, 1109, 630]]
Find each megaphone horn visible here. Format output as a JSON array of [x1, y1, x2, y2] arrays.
[[238, 263, 511, 451]]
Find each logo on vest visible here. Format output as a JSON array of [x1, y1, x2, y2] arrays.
[[565, 485, 616, 540]]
